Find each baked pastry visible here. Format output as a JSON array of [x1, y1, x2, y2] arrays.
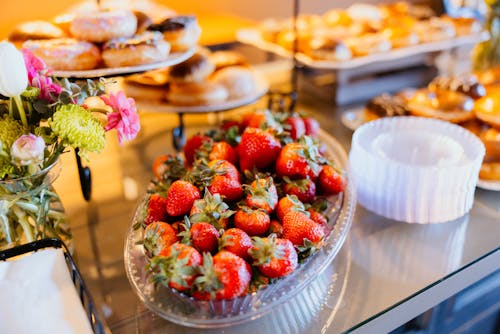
[[304, 36, 352, 61], [322, 9, 352, 27], [71, 10, 138, 43], [345, 33, 391, 57], [102, 31, 170, 68], [382, 27, 419, 48], [211, 66, 256, 99], [167, 81, 228, 105], [123, 81, 167, 101], [276, 29, 311, 52], [169, 52, 215, 84], [429, 75, 486, 100], [8, 21, 66, 47], [133, 11, 153, 34], [366, 93, 410, 118], [148, 15, 201, 52], [474, 89, 500, 128], [22, 38, 101, 71], [441, 15, 482, 36], [259, 18, 285, 43], [209, 51, 249, 71], [407, 89, 475, 123], [126, 68, 169, 86], [462, 120, 500, 180], [414, 18, 456, 43]]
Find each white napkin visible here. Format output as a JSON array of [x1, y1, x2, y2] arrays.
[[0, 248, 94, 334]]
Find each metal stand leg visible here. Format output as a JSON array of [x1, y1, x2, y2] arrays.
[[172, 113, 186, 152], [75, 149, 92, 201]]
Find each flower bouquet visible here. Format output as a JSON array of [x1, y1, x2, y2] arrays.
[[0, 41, 140, 250]]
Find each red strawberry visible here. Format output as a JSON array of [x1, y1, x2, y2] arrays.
[[143, 221, 179, 257], [318, 165, 345, 195], [206, 160, 243, 202], [285, 116, 305, 140], [276, 195, 305, 222], [152, 154, 170, 179], [238, 128, 281, 172], [190, 222, 220, 253], [220, 119, 242, 132], [234, 207, 271, 236], [249, 236, 298, 278], [282, 177, 316, 203], [193, 251, 251, 300], [219, 228, 253, 260], [282, 211, 325, 246], [303, 117, 320, 137], [184, 134, 209, 166], [143, 194, 169, 225], [244, 110, 280, 130], [245, 177, 278, 213], [209, 142, 238, 165], [166, 180, 201, 217], [308, 208, 328, 234], [189, 190, 234, 230], [275, 139, 322, 181], [149, 242, 202, 291], [269, 220, 283, 237]]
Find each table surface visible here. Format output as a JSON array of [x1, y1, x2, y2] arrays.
[[54, 55, 500, 334]]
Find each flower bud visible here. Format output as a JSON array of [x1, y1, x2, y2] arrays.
[[0, 42, 28, 97], [10, 134, 45, 167]]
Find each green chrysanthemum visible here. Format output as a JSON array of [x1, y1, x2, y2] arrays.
[[0, 115, 24, 149], [0, 156, 15, 179], [50, 104, 105, 156]]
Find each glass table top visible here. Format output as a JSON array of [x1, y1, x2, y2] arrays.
[[53, 70, 500, 334]]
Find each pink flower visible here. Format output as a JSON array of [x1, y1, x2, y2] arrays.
[[100, 91, 140, 144], [21, 48, 62, 102], [31, 75, 62, 102], [10, 134, 45, 166], [21, 49, 47, 82]]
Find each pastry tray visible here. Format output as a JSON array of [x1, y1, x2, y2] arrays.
[[237, 28, 488, 70], [0, 238, 109, 334]]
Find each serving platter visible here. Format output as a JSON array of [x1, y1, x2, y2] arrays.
[[237, 28, 488, 70], [476, 179, 500, 191], [133, 72, 269, 113], [124, 129, 356, 328], [52, 48, 195, 79]]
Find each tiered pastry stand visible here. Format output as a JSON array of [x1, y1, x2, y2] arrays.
[[53, 49, 195, 201]]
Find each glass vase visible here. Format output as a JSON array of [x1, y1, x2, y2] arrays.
[[0, 159, 71, 251]]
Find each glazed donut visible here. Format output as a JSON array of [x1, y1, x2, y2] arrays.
[[22, 38, 101, 71], [102, 31, 170, 68], [148, 15, 201, 52], [9, 21, 66, 47], [406, 89, 475, 123], [133, 11, 153, 34], [211, 66, 256, 99], [70, 10, 138, 43], [168, 53, 214, 84], [474, 91, 500, 128], [167, 81, 228, 106], [304, 36, 352, 61]]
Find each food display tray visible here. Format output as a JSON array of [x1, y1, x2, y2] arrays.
[[124, 129, 356, 328]]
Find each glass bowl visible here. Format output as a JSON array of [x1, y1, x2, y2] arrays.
[[124, 129, 356, 328]]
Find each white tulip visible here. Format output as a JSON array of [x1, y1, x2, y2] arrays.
[[0, 42, 28, 97]]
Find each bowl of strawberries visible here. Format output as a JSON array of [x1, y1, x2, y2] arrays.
[[124, 110, 356, 328]]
